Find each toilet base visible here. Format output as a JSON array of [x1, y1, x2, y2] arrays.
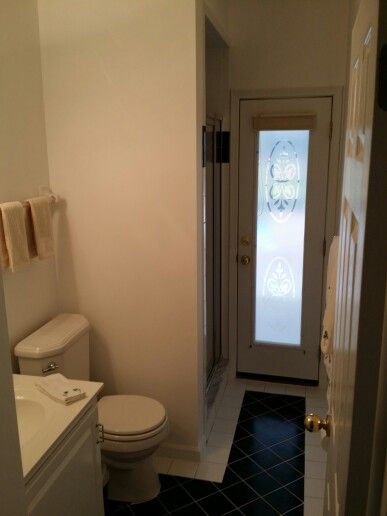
[[107, 456, 160, 504]]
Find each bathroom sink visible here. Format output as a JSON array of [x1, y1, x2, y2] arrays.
[[15, 396, 46, 447], [13, 374, 103, 481]]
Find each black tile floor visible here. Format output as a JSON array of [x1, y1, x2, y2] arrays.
[[104, 391, 305, 515]]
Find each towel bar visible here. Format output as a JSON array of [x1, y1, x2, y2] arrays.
[[21, 193, 61, 208]]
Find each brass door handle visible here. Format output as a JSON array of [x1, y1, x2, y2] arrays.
[[304, 413, 331, 436], [240, 255, 251, 265]]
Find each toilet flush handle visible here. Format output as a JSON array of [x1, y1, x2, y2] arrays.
[[42, 361, 59, 374]]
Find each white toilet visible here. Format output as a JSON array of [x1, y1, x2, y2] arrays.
[[14, 313, 169, 504]]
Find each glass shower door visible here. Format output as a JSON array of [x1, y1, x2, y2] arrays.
[[204, 119, 222, 382]]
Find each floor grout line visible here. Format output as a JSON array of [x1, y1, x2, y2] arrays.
[[174, 479, 211, 515]]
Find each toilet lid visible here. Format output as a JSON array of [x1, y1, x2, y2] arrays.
[[98, 395, 166, 436]]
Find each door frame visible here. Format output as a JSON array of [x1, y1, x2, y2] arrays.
[[228, 87, 344, 381]]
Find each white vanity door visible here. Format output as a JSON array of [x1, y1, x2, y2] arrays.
[[25, 404, 104, 516]]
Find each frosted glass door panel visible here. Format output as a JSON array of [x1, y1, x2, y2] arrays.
[[255, 130, 310, 346]]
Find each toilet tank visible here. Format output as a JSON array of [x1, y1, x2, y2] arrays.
[[14, 314, 90, 380]]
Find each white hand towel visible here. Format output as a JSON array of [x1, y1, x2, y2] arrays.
[[27, 196, 54, 259], [35, 373, 86, 405], [0, 201, 30, 271]]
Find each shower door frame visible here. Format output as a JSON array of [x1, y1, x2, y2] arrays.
[[204, 116, 223, 383]]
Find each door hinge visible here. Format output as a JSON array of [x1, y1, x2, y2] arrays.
[[323, 237, 327, 257]]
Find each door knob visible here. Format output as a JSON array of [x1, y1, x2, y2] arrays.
[[304, 413, 331, 436], [240, 255, 251, 265]]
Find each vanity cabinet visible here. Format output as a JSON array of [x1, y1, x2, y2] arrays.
[[24, 404, 104, 516]]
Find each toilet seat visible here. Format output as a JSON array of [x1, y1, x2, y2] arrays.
[[98, 394, 167, 439], [103, 418, 169, 443]]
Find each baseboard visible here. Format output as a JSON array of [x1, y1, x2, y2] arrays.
[[156, 442, 201, 462]]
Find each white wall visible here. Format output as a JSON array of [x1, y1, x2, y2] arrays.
[[38, 0, 203, 452], [206, 22, 229, 122], [204, 0, 230, 45], [0, 2, 49, 512], [228, 0, 350, 90], [0, 0, 58, 364]]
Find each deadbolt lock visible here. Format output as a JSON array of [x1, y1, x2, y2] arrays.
[[240, 236, 250, 247], [240, 255, 251, 266]]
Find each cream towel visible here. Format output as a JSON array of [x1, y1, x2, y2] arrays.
[[35, 373, 86, 405], [0, 202, 30, 271], [27, 196, 54, 259], [0, 215, 9, 269]]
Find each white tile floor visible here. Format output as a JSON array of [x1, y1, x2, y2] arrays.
[[154, 376, 328, 515], [168, 458, 199, 478]]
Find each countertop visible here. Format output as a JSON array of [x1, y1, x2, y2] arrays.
[[13, 374, 103, 483]]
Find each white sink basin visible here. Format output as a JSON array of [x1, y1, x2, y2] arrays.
[[13, 374, 103, 481], [15, 396, 46, 447]]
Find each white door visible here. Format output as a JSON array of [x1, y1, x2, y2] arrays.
[[237, 97, 332, 380], [325, 0, 379, 514]]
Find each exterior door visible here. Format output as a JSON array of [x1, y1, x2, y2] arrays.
[[237, 97, 332, 380], [325, 0, 379, 514]]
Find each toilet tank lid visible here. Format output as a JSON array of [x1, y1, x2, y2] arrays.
[[14, 314, 90, 359]]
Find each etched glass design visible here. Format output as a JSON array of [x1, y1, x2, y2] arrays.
[[254, 130, 310, 346]]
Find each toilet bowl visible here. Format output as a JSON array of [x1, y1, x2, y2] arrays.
[[14, 313, 169, 504], [98, 394, 169, 503]]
